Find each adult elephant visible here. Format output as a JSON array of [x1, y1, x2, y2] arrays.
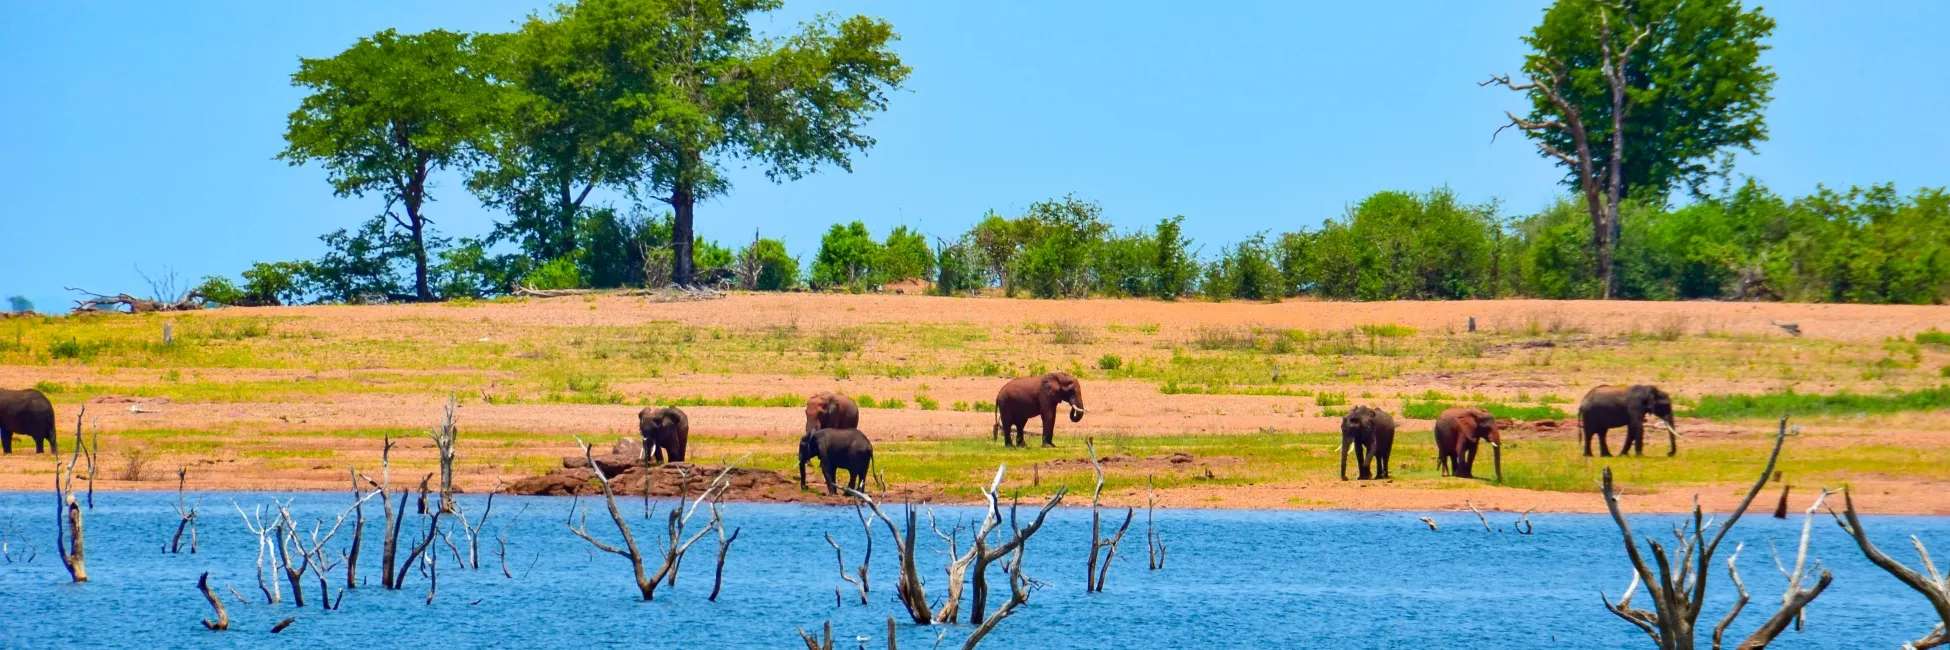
[[1578, 385, 1677, 457], [992, 371, 1086, 448], [800, 428, 873, 495], [1434, 407, 1501, 482], [0, 388, 57, 455], [637, 406, 689, 464], [803, 392, 860, 436], [1339, 406, 1396, 481]]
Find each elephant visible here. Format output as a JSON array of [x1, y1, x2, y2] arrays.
[[1434, 407, 1501, 482], [992, 371, 1086, 448], [0, 388, 57, 455], [803, 392, 860, 436], [1578, 385, 1677, 457], [637, 406, 689, 464], [799, 428, 874, 495], [1339, 406, 1396, 481]]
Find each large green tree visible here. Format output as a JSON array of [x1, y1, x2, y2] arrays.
[[281, 29, 496, 301], [467, 27, 638, 264], [533, 0, 909, 286], [1488, 0, 1774, 298]]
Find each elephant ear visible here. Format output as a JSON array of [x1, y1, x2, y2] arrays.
[[1040, 375, 1055, 398]]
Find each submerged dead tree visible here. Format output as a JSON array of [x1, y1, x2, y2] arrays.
[[197, 572, 228, 631], [1598, 417, 1829, 649], [54, 409, 89, 583], [168, 467, 199, 553], [1146, 476, 1165, 570], [844, 489, 933, 624], [1832, 489, 1950, 648], [427, 395, 459, 514], [566, 438, 735, 600], [1084, 438, 1134, 593]]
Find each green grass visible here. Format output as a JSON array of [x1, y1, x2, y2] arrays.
[[1688, 386, 1950, 420], [1398, 399, 1567, 421], [654, 394, 803, 408], [1916, 328, 1950, 346]]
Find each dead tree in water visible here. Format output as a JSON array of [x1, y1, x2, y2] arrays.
[[961, 489, 1064, 650], [427, 395, 459, 514], [1146, 475, 1165, 570], [844, 488, 934, 624], [345, 469, 364, 588], [1831, 489, 1950, 649], [234, 503, 283, 604], [707, 495, 739, 602], [566, 438, 735, 600], [167, 467, 199, 553], [1599, 417, 1829, 650], [1084, 438, 1133, 592], [394, 475, 444, 592], [54, 409, 90, 582], [197, 572, 228, 631], [355, 435, 404, 589]]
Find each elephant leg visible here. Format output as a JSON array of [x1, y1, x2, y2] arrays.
[[1376, 450, 1390, 479], [1, 426, 11, 454], [1355, 442, 1371, 480], [823, 466, 840, 496], [1581, 429, 1592, 457], [1628, 422, 1644, 456], [1040, 413, 1056, 448], [670, 437, 687, 463], [1597, 430, 1612, 458]]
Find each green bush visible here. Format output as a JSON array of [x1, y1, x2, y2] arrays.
[[523, 256, 584, 290], [855, 394, 879, 408], [811, 221, 879, 290], [1314, 392, 1348, 407], [876, 225, 934, 285], [31, 381, 62, 394], [1689, 387, 1950, 419], [915, 395, 939, 410], [951, 400, 970, 412], [1918, 328, 1950, 346], [737, 237, 799, 290], [1096, 354, 1123, 370], [973, 401, 997, 413]]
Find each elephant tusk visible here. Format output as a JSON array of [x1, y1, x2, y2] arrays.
[[1070, 405, 1087, 414], [1663, 421, 1682, 438]]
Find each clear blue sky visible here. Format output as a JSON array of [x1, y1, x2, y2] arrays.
[[3, 1, 1945, 310]]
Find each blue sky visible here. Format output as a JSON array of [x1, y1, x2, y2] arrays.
[[2, 1, 1945, 309]]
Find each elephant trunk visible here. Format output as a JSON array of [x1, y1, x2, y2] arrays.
[[1067, 395, 1086, 422], [1662, 418, 1679, 456], [1491, 441, 1503, 483], [1339, 436, 1350, 481]]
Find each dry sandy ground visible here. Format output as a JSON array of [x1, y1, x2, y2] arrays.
[[2, 294, 1948, 515], [213, 293, 1946, 342]]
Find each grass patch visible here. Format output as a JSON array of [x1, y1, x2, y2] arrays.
[[654, 394, 803, 408], [1917, 328, 1950, 346], [1689, 386, 1950, 420], [1096, 353, 1122, 370]]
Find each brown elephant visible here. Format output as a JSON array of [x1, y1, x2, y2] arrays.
[[992, 371, 1085, 448], [1434, 407, 1501, 482], [803, 392, 860, 436], [637, 406, 689, 464], [799, 428, 874, 495], [1578, 385, 1677, 457], [0, 388, 57, 455], [1339, 406, 1396, 480]]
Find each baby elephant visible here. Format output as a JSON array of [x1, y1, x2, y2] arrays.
[[799, 428, 874, 495]]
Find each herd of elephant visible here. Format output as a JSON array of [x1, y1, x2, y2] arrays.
[[634, 372, 1091, 495], [1339, 384, 1679, 483], [4, 372, 1675, 493]]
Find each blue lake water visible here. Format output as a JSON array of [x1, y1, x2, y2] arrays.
[[0, 491, 1940, 649]]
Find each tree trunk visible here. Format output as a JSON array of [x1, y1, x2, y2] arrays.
[[672, 181, 695, 287], [557, 175, 578, 261], [405, 162, 433, 302]]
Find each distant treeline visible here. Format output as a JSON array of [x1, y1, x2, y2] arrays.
[[196, 179, 1950, 306]]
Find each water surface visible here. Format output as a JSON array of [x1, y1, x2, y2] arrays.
[[0, 491, 1940, 648]]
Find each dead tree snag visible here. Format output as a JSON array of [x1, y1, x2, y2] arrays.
[[168, 467, 199, 553], [1832, 488, 1950, 649], [1084, 438, 1133, 593], [198, 572, 228, 631], [1598, 417, 1829, 649], [54, 408, 89, 583]]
